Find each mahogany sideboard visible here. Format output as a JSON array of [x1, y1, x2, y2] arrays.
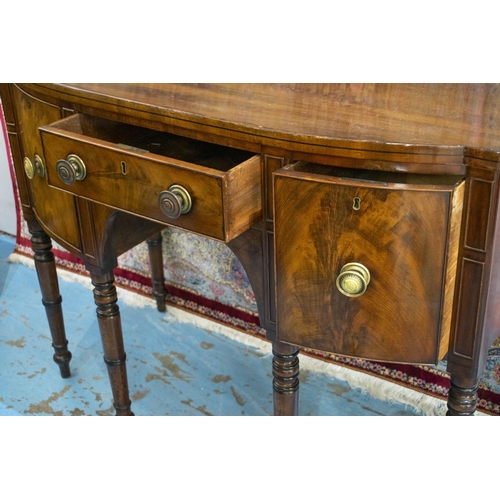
[[2, 83, 500, 416]]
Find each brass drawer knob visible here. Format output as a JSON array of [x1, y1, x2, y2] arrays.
[[336, 263, 371, 297], [56, 154, 87, 185], [158, 184, 192, 219]]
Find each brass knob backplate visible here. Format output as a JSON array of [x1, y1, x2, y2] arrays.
[[336, 263, 371, 297], [56, 154, 86, 185], [158, 184, 192, 219]]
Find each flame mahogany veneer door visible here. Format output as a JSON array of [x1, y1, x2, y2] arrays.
[[274, 163, 465, 364]]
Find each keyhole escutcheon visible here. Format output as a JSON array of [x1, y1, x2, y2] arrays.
[[353, 197, 361, 210]]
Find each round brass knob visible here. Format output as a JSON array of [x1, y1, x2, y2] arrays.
[[336, 263, 371, 297], [34, 154, 45, 178], [158, 184, 192, 219], [24, 157, 35, 179], [25, 155, 46, 179], [56, 154, 86, 185]]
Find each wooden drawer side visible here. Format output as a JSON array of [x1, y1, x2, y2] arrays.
[[224, 155, 262, 242], [438, 180, 465, 359]]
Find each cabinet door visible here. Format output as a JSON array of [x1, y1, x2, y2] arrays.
[[11, 85, 81, 252], [274, 163, 465, 364]]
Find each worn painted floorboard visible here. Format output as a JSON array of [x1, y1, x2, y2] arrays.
[[0, 233, 423, 416]]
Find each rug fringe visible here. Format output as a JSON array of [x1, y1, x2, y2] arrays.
[[162, 306, 273, 352], [301, 356, 447, 415], [8, 253, 162, 299], [8, 252, 35, 267], [8, 252, 488, 416], [159, 307, 492, 416]]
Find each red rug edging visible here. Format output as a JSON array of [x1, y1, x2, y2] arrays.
[[1, 104, 21, 238]]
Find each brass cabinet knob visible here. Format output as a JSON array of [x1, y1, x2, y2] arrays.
[[24, 157, 35, 179], [56, 154, 87, 185], [34, 155, 45, 178], [24, 155, 45, 179], [336, 263, 371, 297], [158, 184, 192, 219]]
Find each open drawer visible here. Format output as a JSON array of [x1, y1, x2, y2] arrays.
[[274, 162, 465, 364], [40, 114, 262, 242]]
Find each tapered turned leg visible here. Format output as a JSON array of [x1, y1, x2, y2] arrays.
[[90, 272, 134, 416], [272, 341, 299, 416], [146, 232, 166, 312], [446, 377, 479, 416], [29, 224, 72, 378]]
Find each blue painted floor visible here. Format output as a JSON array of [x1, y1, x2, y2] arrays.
[[0, 232, 423, 416]]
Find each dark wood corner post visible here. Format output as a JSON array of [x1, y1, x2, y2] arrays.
[[89, 270, 134, 416], [28, 221, 72, 378], [263, 152, 300, 416], [447, 155, 500, 415], [272, 341, 299, 416]]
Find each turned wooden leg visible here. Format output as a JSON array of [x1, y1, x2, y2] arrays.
[[29, 224, 72, 378], [90, 272, 134, 416], [146, 232, 166, 312], [272, 341, 299, 416], [446, 376, 479, 416]]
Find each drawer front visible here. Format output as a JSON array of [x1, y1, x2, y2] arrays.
[[274, 164, 464, 364], [40, 114, 262, 242]]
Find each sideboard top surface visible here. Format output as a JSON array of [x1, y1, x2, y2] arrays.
[[22, 83, 500, 160]]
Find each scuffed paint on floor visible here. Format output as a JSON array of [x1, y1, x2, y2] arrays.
[[0, 233, 422, 416]]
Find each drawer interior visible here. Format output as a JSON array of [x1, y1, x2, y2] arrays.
[[285, 162, 465, 186], [49, 114, 254, 171]]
